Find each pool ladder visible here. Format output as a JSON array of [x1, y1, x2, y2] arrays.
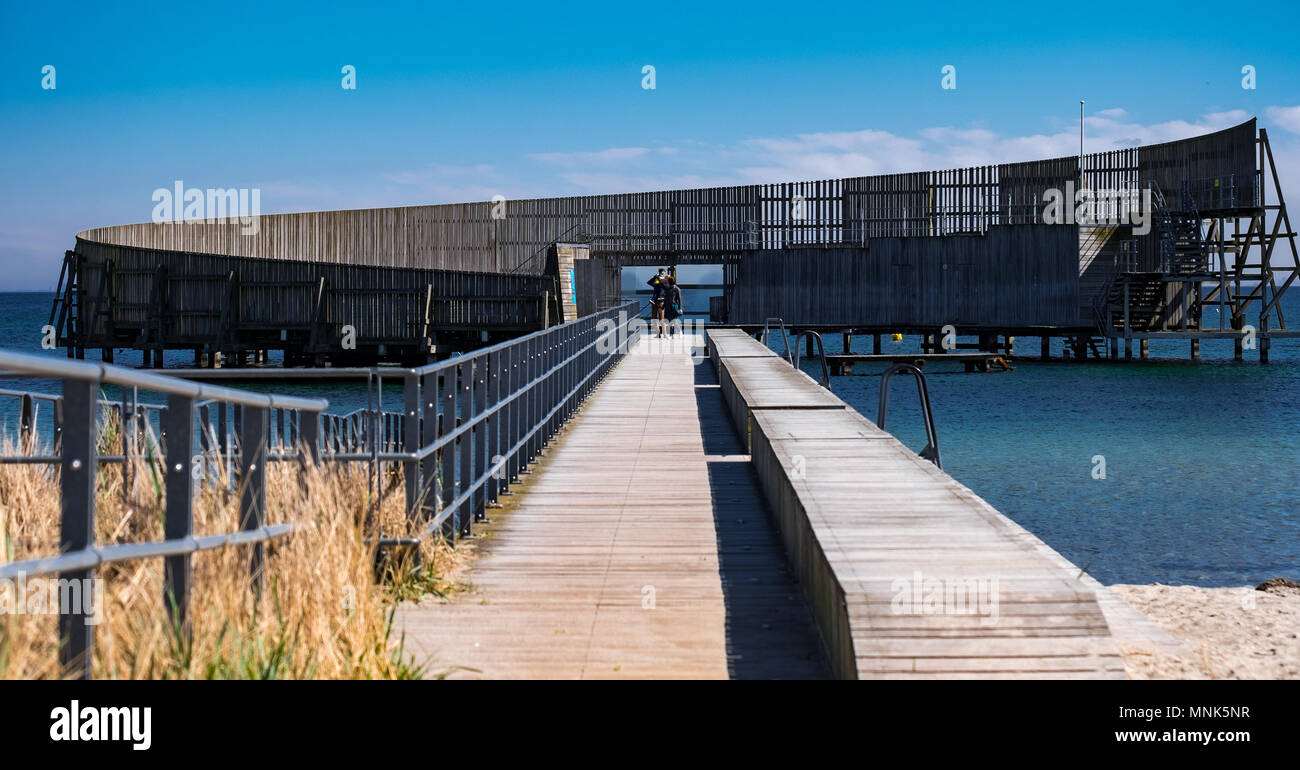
[[877, 363, 942, 469], [762, 318, 830, 389]]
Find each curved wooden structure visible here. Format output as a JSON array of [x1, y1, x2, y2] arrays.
[[53, 118, 1296, 364]]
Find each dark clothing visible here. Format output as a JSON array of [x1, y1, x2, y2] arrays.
[[647, 274, 668, 301], [664, 285, 682, 321]]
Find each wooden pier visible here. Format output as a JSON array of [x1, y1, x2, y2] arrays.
[[398, 330, 1180, 679]]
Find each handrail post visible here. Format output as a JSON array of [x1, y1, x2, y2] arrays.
[[239, 404, 268, 592], [300, 408, 320, 465], [59, 377, 97, 680], [19, 393, 34, 451], [440, 365, 458, 539], [483, 351, 500, 514], [163, 393, 195, 644], [457, 358, 473, 535], [421, 371, 439, 521], [403, 372, 422, 520], [471, 357, 486, 522]]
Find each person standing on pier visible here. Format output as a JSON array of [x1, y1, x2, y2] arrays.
[[647, 268, 668, 337], [664, 275, 683, 336]]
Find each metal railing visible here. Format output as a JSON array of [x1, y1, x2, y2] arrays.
[[761, 318, 793, 365], [790, 331, 831, 389], [366, 300, 642, 541], [877, 363, 942, 469], [0, 301, 642, 678], [0, 350, 329, 679]]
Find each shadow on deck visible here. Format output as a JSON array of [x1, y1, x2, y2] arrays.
[[693, 360, 831, 679]]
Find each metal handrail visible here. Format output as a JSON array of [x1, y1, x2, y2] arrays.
[[0, 352, 330, 679], [791, 331, 832, 389], [877, 363, 942, 468], [0, 351, 327, 412], [761, 318, 793, 365]]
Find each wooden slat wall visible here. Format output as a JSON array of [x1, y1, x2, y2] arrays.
[[1139, 119, 1257, 211], [76, 238, 552, 345], [730, 225, 1080, 328], [73, 120, 1258, 299]]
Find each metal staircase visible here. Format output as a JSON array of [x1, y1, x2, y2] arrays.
[[48, 250, 81, 357]]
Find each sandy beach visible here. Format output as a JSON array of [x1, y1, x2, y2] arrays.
[[1110, 579, 1300, 679]]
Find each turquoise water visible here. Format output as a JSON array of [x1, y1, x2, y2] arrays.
[[3, 291, 1298, 586]]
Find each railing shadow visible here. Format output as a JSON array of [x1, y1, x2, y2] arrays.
[[692, 360, 830, 679]]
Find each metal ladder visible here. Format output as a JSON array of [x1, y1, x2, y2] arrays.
[[762, 318, 830, 389], [877, 363, 941, 468]]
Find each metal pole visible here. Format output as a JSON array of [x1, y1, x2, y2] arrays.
[[239, 404, 268, 591], [163, 394, 195, 642], [403, 372, 421, 520], [441, 365, 458, 540], [59, 378, 97, 679]]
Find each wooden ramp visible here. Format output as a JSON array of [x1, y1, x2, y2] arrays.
[[398, 334, 831, 679]]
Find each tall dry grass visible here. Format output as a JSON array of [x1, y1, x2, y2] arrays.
[[0, 408, 451, 679]]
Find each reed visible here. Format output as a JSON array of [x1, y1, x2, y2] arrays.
[[0, 409, 449, 679]]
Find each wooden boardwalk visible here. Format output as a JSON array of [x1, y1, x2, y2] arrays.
[[400, 329, 1180, 679], [398, 335, 830, 679]]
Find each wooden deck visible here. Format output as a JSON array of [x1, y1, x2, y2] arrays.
[[398, 334, 831, 679], [399, 329, 1180, 679]]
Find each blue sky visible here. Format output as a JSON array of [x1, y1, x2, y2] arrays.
[[2, 0, 1298, 290]]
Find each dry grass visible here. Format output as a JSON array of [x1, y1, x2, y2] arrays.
[[0, 409, 456, 679]]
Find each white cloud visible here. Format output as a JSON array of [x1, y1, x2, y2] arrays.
[[516, 108, 1284, 196], [1266, 105, 1300, 134]]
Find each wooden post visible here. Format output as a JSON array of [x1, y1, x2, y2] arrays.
[[873, 334, 882, 354], [1190, 338, 1201, 361], [1040, 336, 1050, 361], [1140, 339, 1149, 360], [842, 332, 852, 354]]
